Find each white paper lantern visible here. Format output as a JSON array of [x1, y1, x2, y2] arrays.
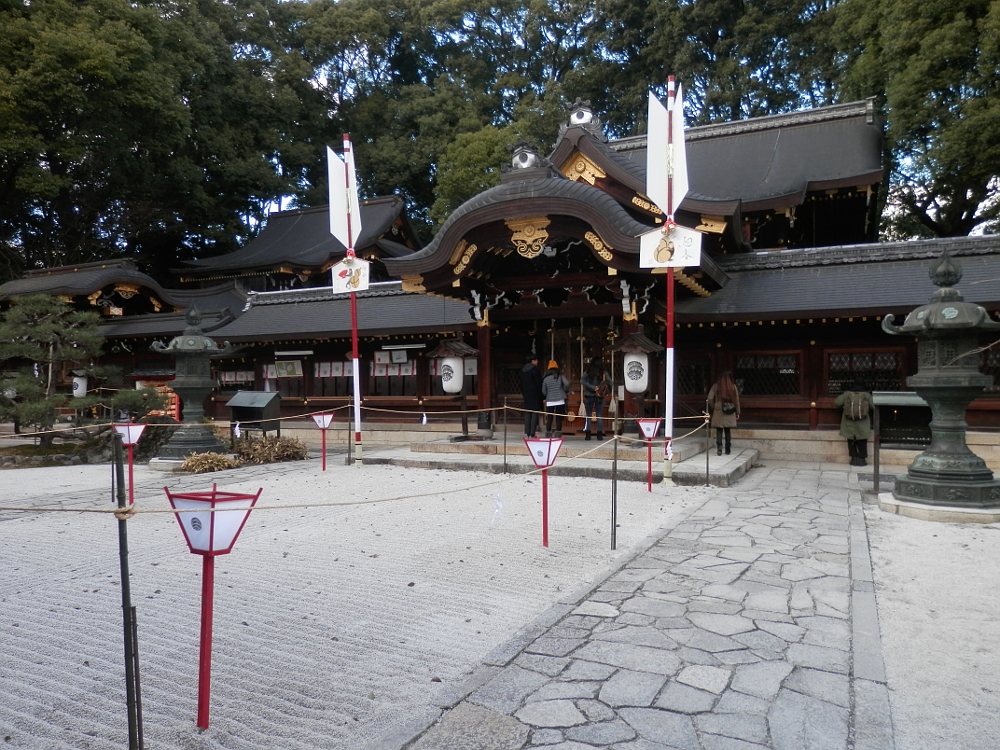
[[72, 375, 88, 398], [440, 355, 464, 394], [623, 352, 649, 393]]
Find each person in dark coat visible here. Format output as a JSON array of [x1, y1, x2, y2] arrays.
[[706, 371, 740, 456], [519, 354, 543, 438], [834, 381, 873, 466], [581, 359, 611, 440]]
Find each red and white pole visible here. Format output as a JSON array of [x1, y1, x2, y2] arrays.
[[343, 134, 363, 465], [663, 77, 677, 477], [196, 555, 215, 729]]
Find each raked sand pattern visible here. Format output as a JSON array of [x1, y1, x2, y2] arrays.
[[0, 461, 707, 749]]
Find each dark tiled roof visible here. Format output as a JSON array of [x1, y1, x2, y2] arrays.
[[714, 234, 1000, 271], [0, 261, 182, 307], [675, 238, 1000, 320], [611, 99, 882, 213], [208, 282, 474, 342], [167, 282, 248, 315], [180, 196, 411, 273], [99, 308, 235, 339]]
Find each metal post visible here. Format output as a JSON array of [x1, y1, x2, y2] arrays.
[[113, 435, 140, 750], [321, 428, 327, 472], [197, 555, 215, 729], [705, 405, 710, 487], [131, 606, 144, 749], [873, 403, 881, 494], [611, 434, 618, 550], [503, 398, 508, 475], [460, 388, 469, 437]]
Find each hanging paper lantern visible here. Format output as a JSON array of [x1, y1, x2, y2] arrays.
[[72, 375, 88, 399], [440, 355, 464, 394], [623, 352, 648, 393]]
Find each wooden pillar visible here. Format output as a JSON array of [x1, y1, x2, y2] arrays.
[[477, 323, 493, 410]]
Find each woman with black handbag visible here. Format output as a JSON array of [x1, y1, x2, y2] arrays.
[[707, 371, 740, 455]]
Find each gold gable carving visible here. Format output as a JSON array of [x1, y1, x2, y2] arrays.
[[560, 152, 607, 185], [448, 239, 468, 266], [631, 195, 663, 215], [584, 231, 614, 261], [114, 283, 140, 299], [676, 270, 711, 297], [697, 215, 727, 234], [453, 243, 478, 275], [505, 216, 550, 259], [401, 275, 426, 292]]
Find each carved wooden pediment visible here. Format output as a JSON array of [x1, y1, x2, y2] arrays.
[[505, 216, 551, 259]]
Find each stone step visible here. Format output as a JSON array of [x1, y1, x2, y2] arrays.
[[407, 434, 709, 464]]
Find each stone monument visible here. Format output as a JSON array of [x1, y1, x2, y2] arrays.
[[881, 250, 1000, 519]]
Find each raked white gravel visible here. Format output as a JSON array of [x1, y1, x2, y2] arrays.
[[1, 461, 711, 749]]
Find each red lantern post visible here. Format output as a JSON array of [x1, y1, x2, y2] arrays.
[[312, 413, 334, 471], [164, 484, 262, 729], [113, 423, 146, 505], [524, 437, 564, 547], [637, 419, 661, 492]]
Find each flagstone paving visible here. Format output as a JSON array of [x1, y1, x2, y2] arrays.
[[395, 463, 894, 750]]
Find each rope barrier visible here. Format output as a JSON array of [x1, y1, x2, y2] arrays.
[[0, 414, 714, 521], [0, 401, 710, 440]]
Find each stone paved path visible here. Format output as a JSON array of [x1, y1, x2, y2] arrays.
[[395, 464, 894, 750]]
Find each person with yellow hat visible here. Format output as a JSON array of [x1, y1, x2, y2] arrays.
[[541, 361, 570, 437]]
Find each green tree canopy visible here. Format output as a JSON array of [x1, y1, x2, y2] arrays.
[[0, 0, 322, 282], [835, 0, 1000, 237], [2, 0, 998, 273]]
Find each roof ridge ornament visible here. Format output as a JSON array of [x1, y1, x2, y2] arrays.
[[929, 248, 962, 288], [561, 98, 606, 141], [500, 140, 559, 180]]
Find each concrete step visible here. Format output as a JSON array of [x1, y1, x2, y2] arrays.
[[360, 444, 757, 488], [406, 434, 708, 464]]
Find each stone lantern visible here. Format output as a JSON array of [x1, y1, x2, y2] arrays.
[[153, 307, 234, 459], [882, 250, 1000, 515]]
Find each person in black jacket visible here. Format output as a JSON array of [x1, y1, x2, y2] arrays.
[[519, 354, 543, 438]]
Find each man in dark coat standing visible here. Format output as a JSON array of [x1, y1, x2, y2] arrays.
[[519, 354, 543, 438]]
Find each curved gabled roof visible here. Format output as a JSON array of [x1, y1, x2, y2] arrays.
[[385, 170, 653, 278], [179, 196, 414, 276], [0, 260, 183, 309], [550, 125, 648, 193]]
